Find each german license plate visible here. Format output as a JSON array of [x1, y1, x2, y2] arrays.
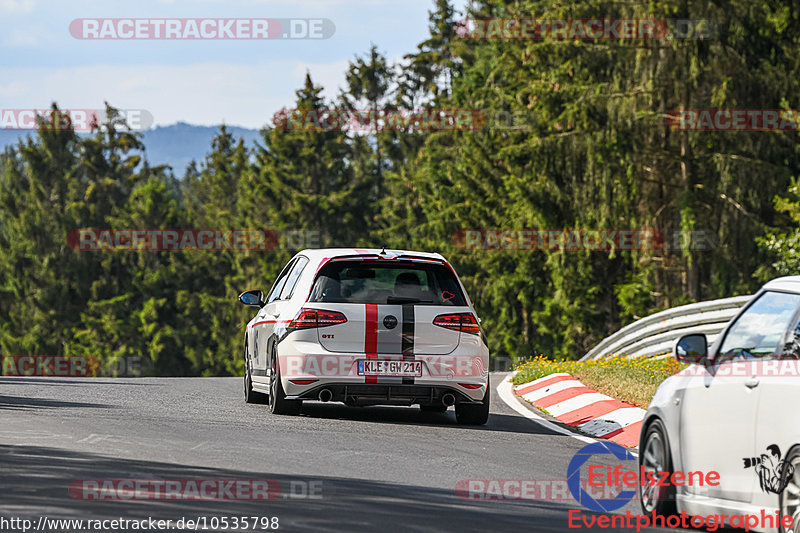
[[357, 360, 422, 377]]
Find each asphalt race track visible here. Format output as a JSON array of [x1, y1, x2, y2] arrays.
[[0, 373, 685, 532]]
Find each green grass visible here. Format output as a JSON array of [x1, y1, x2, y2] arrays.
[[512, 355, 687, 409]]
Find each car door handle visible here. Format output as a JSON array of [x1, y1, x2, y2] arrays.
[[745, 376, 760, 389]]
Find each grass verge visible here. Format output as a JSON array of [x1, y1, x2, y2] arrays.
[[511, 355, 687, 409]]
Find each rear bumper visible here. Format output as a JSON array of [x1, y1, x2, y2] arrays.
[[288, 382, 483, 406], [276, 337, 490, 405]]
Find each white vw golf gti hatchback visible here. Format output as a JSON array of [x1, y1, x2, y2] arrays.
[[238, 248, 490, 425]]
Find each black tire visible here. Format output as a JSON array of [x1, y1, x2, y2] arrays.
[[269, 349, 301, 415], [639, 419, 678, 517], [779, 446, 800, 533], [455, 378, 490, 425], [244, 342, 267, 404], [421, 404, 448, 413]]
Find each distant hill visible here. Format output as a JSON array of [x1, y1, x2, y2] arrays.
[[0, 122, 262, 176]]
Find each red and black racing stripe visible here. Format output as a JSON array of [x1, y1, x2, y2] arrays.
[[402, 304, 415, 385], [364, 304, 378, 384]]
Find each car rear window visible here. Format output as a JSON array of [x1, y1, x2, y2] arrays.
[[309, 260, 467, 306]]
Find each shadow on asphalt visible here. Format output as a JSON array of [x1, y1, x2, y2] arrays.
[[0, 395, 114, 411], [0, 378, 159, 387], [1, 444, 596, 533], [296, 402, 562, 436], [0, 378, 158, 411]]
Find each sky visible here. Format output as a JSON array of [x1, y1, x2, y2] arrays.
[[0, 0, 469, 129]]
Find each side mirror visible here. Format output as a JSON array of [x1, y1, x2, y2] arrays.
[[674, 333, 707, 363], [238, 289, 264, 307]]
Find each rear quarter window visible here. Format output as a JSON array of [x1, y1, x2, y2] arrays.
[[280, 256, 309, 300]]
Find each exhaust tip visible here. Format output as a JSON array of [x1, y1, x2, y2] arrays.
[[442, 393, 456, 406], [318, 389, 333, 402]]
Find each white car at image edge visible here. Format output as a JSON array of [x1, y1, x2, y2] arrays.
[[238, 248, 491, 425], [640, 276, 800, 532]]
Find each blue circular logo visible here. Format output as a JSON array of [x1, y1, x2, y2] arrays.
[[567, 441, 637, 512]]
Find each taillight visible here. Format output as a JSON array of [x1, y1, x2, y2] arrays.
[[288, 308, 347, 331], [432, 313, 480, 335]]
